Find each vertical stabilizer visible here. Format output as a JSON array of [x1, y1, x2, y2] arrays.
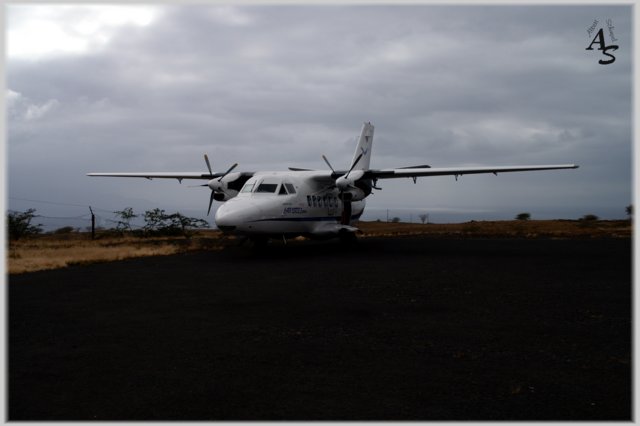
[[349, 122, 374, 171]]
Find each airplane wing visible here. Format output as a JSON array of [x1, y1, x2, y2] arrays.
[[365, 164, 579, 180], [87, 172, 217, 181]]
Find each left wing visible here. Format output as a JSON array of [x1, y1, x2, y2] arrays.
[[364, 164, 579, 180], [87, 172, 217, 181]]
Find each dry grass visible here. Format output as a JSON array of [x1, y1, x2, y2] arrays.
[[8, 245, 179, 275], [7, 220, 631, 274], [7, 231, 226, 275], [358, 219, 632, 239]]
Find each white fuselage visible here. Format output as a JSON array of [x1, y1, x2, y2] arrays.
[[214, 171, 365, 237]]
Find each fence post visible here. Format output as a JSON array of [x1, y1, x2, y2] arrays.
[[89, 206, 95, 240]]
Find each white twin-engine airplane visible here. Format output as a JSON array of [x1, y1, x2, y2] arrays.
[[88, 122, 578, 242]]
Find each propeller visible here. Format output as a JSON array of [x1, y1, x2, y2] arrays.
[[320, 153, 369, 226], [336, 152, 364, 191], [207, 188, 216, 215], [204, 154, 213, 176], [320, 152, 365, 192], [322, 155, 336, 173], [202, 154, 239, 215], [344, 153, 363, 180], [217, 162, 238, 182]]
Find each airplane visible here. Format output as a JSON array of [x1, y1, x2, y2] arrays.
[[88, 122, 578, 244]]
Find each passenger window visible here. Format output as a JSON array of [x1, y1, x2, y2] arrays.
[[285, 183, 296, 194], [279, 185, 287, 195], [307, 195, 311, 207], [312, 196, 317, 207]]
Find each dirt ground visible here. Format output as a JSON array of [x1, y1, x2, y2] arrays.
[[8, 237, 631, 420]]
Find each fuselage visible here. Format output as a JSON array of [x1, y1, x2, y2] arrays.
[[214, 171, 365, 238]]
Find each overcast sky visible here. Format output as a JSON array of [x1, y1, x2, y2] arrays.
[[5, 4, 633, 228]]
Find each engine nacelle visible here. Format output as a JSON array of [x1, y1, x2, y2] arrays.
[[207, 172, 241, 201], [213, 192, 230, 202]]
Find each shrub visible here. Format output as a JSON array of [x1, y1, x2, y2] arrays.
[[143, 209, 209, 237], [8, 208, 43, 240], [53, 226, 76, 234], [114, 207, 137, 232]]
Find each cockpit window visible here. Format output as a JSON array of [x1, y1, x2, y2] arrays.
[[241, 183, 255, 193], [278, 185, 287, 195], [284, 183, 296, 194], [256, 183, 278, 193]]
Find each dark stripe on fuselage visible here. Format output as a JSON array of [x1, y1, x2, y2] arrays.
[[250, 212, 363, 223]]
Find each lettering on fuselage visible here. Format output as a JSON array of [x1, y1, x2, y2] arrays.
[[283, 207, 307, 215]]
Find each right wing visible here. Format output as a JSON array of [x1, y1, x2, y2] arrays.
[[365, 164, 579, 180]]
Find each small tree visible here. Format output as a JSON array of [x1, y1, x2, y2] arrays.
[[419, 213, 429, 224], [579, 213, 599, 228], [516, 212, 531, 221], [8, 208, 43, 240], [143, 209, 209, 236], [168, 212, 209, 237], [626, 204, 633, 219], [114, 207, 137, 232], [391, 217, 401, 223], [143, 208, 171, 234]]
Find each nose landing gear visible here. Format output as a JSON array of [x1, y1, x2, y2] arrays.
[[341, 200, 352, 225]]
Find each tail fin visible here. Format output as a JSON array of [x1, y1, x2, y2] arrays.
[[349, 122, 374, 171]]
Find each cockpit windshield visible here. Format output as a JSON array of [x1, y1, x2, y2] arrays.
[[239, 178, 294, 196], [256, 183, 278, 193], [240, 183, 255, 193]]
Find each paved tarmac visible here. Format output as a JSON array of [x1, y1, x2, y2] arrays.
[[9, 237, 631, 420]]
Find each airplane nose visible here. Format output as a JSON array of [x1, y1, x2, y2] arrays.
[[214, 203, 237, 232], [215, 199, 263, 233]]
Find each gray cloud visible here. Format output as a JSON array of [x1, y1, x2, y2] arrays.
[[7, 4, 632, 226]]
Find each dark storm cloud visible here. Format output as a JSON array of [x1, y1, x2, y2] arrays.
[[7, 4, 632, 224]]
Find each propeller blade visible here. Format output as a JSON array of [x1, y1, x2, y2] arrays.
[[204, 154, 213, 176], [207, 190, 215, 215], [345, 153, 363, 179], [322, 155, 335, 172], [217, 163, 238, 182]]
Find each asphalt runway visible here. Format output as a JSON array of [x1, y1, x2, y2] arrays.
[[9, 237, 631, 420]]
